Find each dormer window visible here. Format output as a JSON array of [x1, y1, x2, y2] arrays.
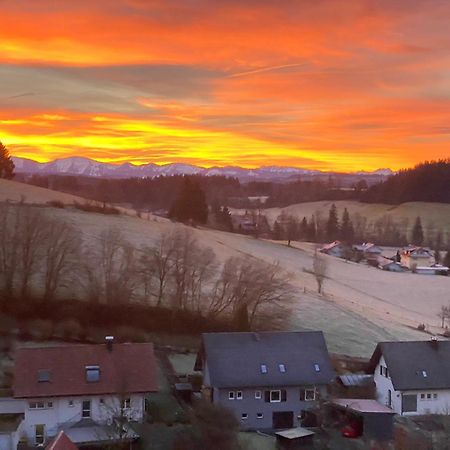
[[314, 364, 321, 372], [85, 365, 100, 382], [279, 364, 286, 373], [38, 370, 50, 383], [260, 364, 268, 374]]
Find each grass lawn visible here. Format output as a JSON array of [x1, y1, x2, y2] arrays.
[[239, 432, 277, 450]]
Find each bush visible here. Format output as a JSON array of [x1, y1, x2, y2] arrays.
[[73, 202, 120, 215], [27, 319, 54, 341], [54, 319, 84, 341], [46, 200, 65, 209]]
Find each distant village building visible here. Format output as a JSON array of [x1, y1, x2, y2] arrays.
[[352, 243, 383, 261], [369, 340, 450, 416], [194, 331, 335, 430], [400, 246, 434, 270], [8, 338, 157, 449], [319, 241, 348, 259], [377, 257, 406, 272]]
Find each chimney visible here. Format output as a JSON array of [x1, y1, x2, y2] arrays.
[[105, 336, 114, 352], [430, 336, 439, 350]]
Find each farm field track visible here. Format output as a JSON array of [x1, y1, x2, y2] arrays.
[[1, 179, 448, 357]]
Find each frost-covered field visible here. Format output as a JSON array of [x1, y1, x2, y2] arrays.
[[1, 180, 448, 357]]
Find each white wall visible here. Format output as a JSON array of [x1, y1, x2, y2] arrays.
[[374, 356, 401, 413], [0, 398, 25, 414], [22, 394, 145, 445], [375, 355, 450, 415]]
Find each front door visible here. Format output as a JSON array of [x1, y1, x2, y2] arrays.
[[272, 411, 294, 429]]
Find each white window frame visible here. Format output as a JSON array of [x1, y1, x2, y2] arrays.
[[279, 364, 286, 373], [228, 391, 235, 400], [122, 398, 131, 409], [257, 413, 263, 419], [29, 401, 46, 410], [236, 391, 243, 400], [270, 390, 281, 403], [241, 413, 248, 420], [261, 364, 268, 374], [314, 364, 320, 372], [82, 400, 91, 418], [255, 390, 262, 399], [301, 387, 316, 401]]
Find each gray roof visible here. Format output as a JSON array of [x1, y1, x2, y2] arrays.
[[338, 374, 374, 387], [199, 331, 335, 388], [369, 340, 450, 391]]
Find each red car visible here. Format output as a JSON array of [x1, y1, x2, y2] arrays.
[[341, 420, 363, 438]]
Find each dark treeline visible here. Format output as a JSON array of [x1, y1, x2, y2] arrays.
[[362, 160, 450, 204], [23, 173, 362, 210]]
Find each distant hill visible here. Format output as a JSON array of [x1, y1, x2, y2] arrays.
[[12, 156, 392, 183], [362, 160, 450, 204]]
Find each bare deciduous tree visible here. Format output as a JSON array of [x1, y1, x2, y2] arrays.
[[0, 202, 19, 297], [17, 206, 48, 298], [42, 219, 80, 302], [209, 256, 292, 327], [313, 249, 328, 294]]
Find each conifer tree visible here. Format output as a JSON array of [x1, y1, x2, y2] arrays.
[[411, 216, 424, 245], [0, 141, 15, 179], [169, 177, 208, 224], [340, 208, 354, 243], [326, 203, 339, 241]]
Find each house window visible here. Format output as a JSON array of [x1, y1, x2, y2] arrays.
[[85, 365, 100, 383], [260, 364, 268, 374], [38, 370, 50, 383], [314, 364, 320, 372], [68, 400, 74, 407], [270, 390, 281, 403], [47, 402, 53, 408], [35, 424, 45, 445], [420, 394, 425, 400], [279, 364, 286, 373], [433, 393, 438, 399], [99, 398, 104, 405], [300, 387, 316, 401], [255, 390, 262, 399], [82, 400, 91, 418], [29, 402, 45, 409], [426, 393, 432, 400], [241, 413, 248, 420], [236, 391, 243, 400], [122, 398, 131, 409], [257, 413, 263, 419], [228, 391, 235, 400]]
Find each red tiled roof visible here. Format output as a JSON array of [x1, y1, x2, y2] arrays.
[[13, 342, 158, 399], [46, 431, 79, 450]]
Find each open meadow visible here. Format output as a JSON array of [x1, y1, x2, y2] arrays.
[[1, 180, 448, 357]]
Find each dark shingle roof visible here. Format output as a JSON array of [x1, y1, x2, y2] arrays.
[[369, 340, 450, 391], [200, 331, 335, 388], [13, 342, 158, 398]]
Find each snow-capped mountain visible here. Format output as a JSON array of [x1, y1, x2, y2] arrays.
[[11, 156, 392, 181]]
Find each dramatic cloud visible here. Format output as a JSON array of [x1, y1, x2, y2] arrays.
[[1, 0, 449, 170]]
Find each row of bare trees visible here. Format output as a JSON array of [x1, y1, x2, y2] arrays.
[[0, 203, 293, 327]]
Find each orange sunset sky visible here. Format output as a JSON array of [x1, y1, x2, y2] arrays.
[[1, 0, 449, 171]]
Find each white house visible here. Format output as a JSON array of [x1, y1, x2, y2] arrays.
[[369, 339, 450, 415], [400, 246, 434, 270], [11, 338, 157, 449]]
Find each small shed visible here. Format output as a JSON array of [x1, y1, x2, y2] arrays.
[[275, 427, 314, 449], [330, 398, 395, 441]]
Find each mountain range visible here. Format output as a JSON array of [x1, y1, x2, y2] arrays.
[[12, 156, 394, 182]]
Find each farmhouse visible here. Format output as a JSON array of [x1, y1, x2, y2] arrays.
[[400, 246, 434, 269], [194, 331, 335, 430], [320, 241, 348, 258], [369, 339, 450, 416], [10, 338, 157, 449], [352, 243, 383, 261]]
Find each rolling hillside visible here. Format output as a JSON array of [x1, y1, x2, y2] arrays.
[[1, 180, 448, 357], [234, 200, 450, 240]]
